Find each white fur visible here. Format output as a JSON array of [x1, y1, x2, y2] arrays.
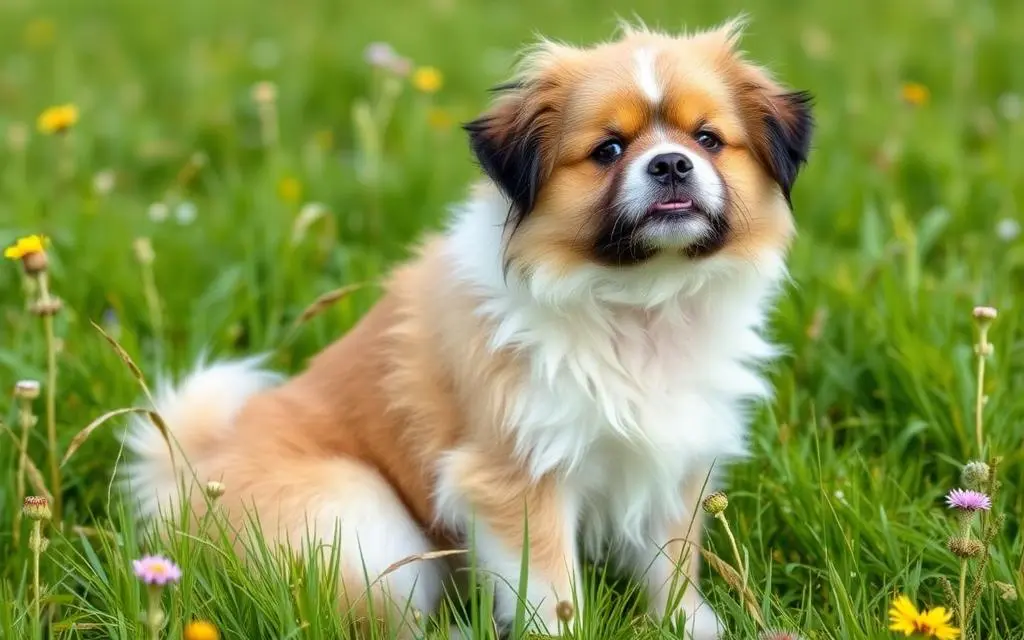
[[122, 358, 443, 618], [312, 461, 447, 615], [619, 140, 727, 251], [440, 186, 785, 636], [436, 461, 584, 634], [121, 356, 282, 519], [633, 47, 662, 103]]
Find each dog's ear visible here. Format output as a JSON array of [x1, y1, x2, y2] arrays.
[[758, 90, 814, 202], [744, 85, 814, 203], [464, 84, 558, 225], [465, 42, 572, 225]]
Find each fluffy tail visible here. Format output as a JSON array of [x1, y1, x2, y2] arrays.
[[121, 356, 282, 520]]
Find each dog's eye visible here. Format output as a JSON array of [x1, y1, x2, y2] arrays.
[[695, 130, 723, 152], [591, 139, 625, 165]]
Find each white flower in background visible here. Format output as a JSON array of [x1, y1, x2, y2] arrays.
[[364, 42, 397, 67], [996, 218, 1020, 242], [174, 200, 198, 225], [147, 202, 169, 223], [998, 93, 1021, 121], [93, 169, 116, 195]]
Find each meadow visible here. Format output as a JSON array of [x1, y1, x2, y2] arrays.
[[1, 0, 1024, 637]]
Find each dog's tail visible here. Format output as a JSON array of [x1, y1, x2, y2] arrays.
[[121, 356, 282, 520]]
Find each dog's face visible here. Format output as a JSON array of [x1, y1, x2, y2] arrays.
[[465, 20, 813, 274]]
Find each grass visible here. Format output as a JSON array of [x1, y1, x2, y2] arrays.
[[1, 0, 1024, 637]]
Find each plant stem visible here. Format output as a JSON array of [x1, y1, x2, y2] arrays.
[[30, 521, 42, 640], [146, 585, 164, 640], [38, 273, 61, 522], [974, 326, 989, 457], [13, 400, 35, 545], [140, 260, 164, 364], [958, 559, 968, 629], [716, 512, 747, 592]]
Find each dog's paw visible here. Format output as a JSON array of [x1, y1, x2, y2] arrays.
[[667, 597, 724, 640]]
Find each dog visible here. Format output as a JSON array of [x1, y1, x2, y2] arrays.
[[124, 17, 812, 639]]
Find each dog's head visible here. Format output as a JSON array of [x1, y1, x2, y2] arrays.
[[465, 19, 813, 275]]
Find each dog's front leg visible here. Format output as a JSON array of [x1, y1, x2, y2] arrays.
[[637, 477, 723, 640], [437, 449, 582, 635]]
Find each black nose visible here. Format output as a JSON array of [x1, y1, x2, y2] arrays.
[[647, 152, 693, 185]]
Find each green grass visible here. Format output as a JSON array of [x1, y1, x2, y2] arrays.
[[2, 0, 1024, 637]]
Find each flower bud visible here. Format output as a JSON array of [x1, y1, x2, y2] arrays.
[[22, 250, 49, 274], [28, 528, 49, 553], [946, 536, 984, 558], [204, 480, 226, 500], [972, 306, 998, 328], [23, 496, 51, 521], [251, 81, 278, 105], [14, 380, 41, 401], [133, 237, 155, 265], [555, 600, 574, 623], [702, 491, 729, 515], [960, 461, 990, 491]]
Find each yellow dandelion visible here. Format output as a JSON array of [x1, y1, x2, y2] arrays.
[[37, 104, 79, 134], [427, 107, 454, 131], [24, 18, 56, 49], [888, 595, 959, 639], [276, 176, 302, 204], [901, 82, 930, 107], [4, 235, 48, 260], [412, 66, 443, 94], [184, 620, 220, 640]]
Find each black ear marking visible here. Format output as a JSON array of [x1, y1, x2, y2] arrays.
[[464, 114, 546, 228], [464, 92, 551, 227], [763, 90, 814, 202]]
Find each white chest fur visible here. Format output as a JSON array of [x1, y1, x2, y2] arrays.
[[494, 268, 778, 550], [444, 192, 785, 551]]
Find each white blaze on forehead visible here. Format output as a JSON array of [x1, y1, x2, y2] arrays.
[[633, 47, 662, 103]]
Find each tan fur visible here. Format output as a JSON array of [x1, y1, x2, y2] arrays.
[[485, 23, 800, 273]]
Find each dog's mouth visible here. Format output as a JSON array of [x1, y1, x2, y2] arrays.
[[647, 199, 704, 218]]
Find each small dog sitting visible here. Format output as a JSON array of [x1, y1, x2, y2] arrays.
[[125, 17, 812, 639]]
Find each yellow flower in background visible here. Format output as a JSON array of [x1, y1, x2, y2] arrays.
[[37, 104, 79, 134], [901, 82, 930, 107], [888, 595, 958, 639], [184, 620, 220, 640], [412, 66, 443, 93], [427, 107, 454, 131], [277, 176, 303, 204], [24, 18, 56, 49], [4, 235, 48, 260]]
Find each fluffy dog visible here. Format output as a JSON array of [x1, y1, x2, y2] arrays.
[[125, 17, 812, 639]]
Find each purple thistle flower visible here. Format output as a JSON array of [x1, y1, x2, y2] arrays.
[[132, 555, 182, 586], [945, 488, 991, 512]]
